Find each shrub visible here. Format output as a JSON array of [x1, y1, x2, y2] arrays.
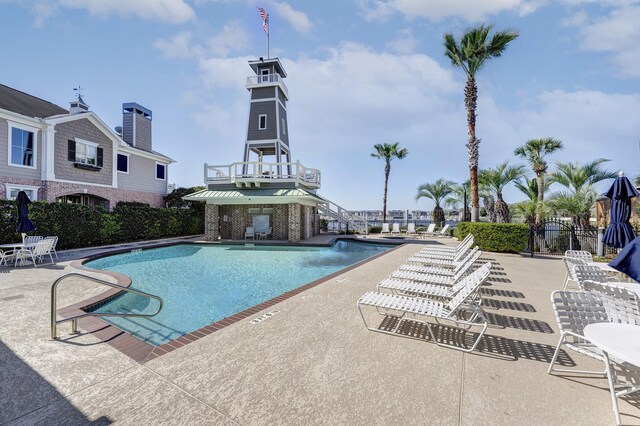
[[320, 218, 329, 232], [457, 222, 529, 253], [368, 226, 382, 234]]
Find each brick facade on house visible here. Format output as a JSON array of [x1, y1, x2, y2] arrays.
[[204, 204, 219, 241]]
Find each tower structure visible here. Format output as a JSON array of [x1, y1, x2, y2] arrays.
[[243, 57, 290, 170]]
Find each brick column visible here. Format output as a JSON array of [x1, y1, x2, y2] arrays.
[[288, 203, 301, 243], [204, 204, 219, 241]]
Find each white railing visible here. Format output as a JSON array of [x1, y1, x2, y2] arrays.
[[246, 74, 289, 98], [205, 161, 320, 189], [317, 198, 368, 234]]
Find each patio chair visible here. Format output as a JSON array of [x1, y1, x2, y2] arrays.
[[417, 234, 474, 255], [573, 265, 616, 290], [14, 239, 55, 267], [44, 236, 59, 260], [23, 235, 43, 246], [357, 262, 492, 352], [381, 223, 390, 234], [0, 248, 16, 266], [399, 248, 482, 282], [392, 248, 482, 285], [382, 259, 489, 300], [409, 243, 475, 268], [564, 250, 593, 262], [414, 236, 474, 261], [548, 283, 640, 376], [391, 223, 401, 234], [562, 256, 587, 290], [433, 224, 450, 237], [406, 223, 416, 235], [244, 227, 255, 240]]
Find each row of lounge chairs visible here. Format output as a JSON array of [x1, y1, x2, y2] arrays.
[[381, 223, 450, 238], [357, 234, 493, 352]]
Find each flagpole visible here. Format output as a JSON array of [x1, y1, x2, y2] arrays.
[[266, 14, 270, 59]]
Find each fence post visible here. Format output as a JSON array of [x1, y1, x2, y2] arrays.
[[529, 225, 534, 257], [569, 226, 574, 251], [597, 227, 605, 256]]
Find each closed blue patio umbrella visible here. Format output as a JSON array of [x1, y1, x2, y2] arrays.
[[602, 172, 639, 249], [609, 235, 640, 283], [16, 190, 36, 239]]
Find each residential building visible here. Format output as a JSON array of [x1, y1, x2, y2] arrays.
[[0, 84, 174, 208]]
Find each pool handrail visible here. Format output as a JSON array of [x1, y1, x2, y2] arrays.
[[51, 272, 164, 339]]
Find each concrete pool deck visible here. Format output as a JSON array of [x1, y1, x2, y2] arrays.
[[1, 237, 639, 425]]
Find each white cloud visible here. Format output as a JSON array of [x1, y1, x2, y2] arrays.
[[385, 28, 418, 54], [577, 5, 640, 77], [154, 31, 201, 59], [59, 0, 195, 24], [561, 9, 588, 27], [270, 1, 312, 34], [32, 1, 57, 28], [359, 0, 539, 22], [154, 22, 250, 60], [206, 20, 251, 57]]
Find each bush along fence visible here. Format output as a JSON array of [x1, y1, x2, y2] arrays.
[[457, 222, 529, 253], [0, 201, 204, 250]]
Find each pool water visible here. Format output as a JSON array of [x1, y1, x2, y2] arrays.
[[85, 240, 392, 345]]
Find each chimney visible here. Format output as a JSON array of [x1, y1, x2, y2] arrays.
[[69, 95, 89, 115], [122, 102, 152, 151]]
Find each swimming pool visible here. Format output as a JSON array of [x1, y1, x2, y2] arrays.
[[85, 240, 392, 345]]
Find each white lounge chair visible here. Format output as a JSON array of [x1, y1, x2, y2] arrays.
[[391, 223, 400, 234], [399, 248, 482, 281], [392, 249, 481, 283], [406, 223, 416, 235], [379, 262, 491, 307], [419, 234, 473, 255], [415, 236, 474, 260], [435, 224, 450, 237], [244, 227, 255, 240], [418, 223, 436, 238], [357, 262, 492, 352], [381, 223, 390, 234]]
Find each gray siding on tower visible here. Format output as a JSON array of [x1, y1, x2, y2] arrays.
[[277, 88, 287, 105], [122, 112, 152, 151], [251, 87, 275, 100], [54, 118, 113, 186], [0, 117, 42, 180], [278, 104, 289, 146], [117, 154, 168, 194], [122, 113, 133, 145], [247, 101, 277, 140]]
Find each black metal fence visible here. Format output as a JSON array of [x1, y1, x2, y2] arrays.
[[527, 218, 640, 257]]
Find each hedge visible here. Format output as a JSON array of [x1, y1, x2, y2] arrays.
[[457, 222, 529, 253], [0, 200, 203, 250]]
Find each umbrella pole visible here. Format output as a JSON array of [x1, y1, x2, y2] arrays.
[[21, 233, 26, 243]]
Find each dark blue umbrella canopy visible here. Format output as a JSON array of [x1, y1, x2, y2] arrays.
[[16, 191, 36, 234], [609, 235, 640, 283], [602, 174, 639, 249]]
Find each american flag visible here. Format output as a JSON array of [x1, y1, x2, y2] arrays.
[[258, 7, 268, 33]]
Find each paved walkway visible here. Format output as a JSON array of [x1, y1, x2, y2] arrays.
[[1, 238, 638, 425]]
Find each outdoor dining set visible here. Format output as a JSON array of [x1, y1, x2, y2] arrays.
[[0, 235, 58, 268]]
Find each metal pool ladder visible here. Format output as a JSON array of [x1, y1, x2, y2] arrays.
[[51, 272, 164, 339]]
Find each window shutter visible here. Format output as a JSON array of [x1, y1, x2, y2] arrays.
[[97, 147, 104, 168], [67, 140, 76, 161]]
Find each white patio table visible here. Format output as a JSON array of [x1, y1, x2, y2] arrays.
[[587, 261, 619, 273], [584, 323, 640, 425], [0, 242, 24, 250]]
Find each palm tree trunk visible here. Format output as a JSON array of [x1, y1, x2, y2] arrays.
[[536, 173, 544, 225], [495, 195, 510, 223], [465, 75, 480, 221], [382, 161, 390, 222]]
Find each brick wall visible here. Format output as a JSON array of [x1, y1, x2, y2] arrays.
[[204, 204, 219, 240], [288, 203, 301, 243]]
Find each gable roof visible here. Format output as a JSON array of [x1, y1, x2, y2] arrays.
[[0, 84, 68, 118]]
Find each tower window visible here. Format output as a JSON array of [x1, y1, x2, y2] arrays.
[[261, 69, 269, 82], [281, 118, 286, 135], [258, 114, 267, 130]]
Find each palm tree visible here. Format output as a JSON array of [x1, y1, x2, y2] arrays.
[[444, 181, 470, 221], [444, 24, 519, 222], [416, 179, 456, 226], [547, 159, 617, 226], [478, 162, 526, 223], [514, 175, 551, 203], [370, 142, 408, 222], [634, 175, 640, 187], [548, 159, 617, 194], [514, 138, 563, 225], [513, 176, 551, 225]]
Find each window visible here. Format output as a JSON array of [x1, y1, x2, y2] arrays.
[[68, 139, 103, 168], [117, 154, 129, 173], [261, 68, 269, 83], [5, 184, 38, 201], [9, 125, 36, 168], [281, 118, 286, 135], [258, 114, 267, 130], [156, 163, 166, 180]]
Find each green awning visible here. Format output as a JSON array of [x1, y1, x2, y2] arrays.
[[183, 188, 324, 205]]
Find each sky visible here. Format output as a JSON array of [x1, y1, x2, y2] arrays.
[[1, 0, 639, 211]]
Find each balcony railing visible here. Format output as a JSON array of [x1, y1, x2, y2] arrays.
[[246, 74, 289, 99], [205, 161, 320, 189]]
